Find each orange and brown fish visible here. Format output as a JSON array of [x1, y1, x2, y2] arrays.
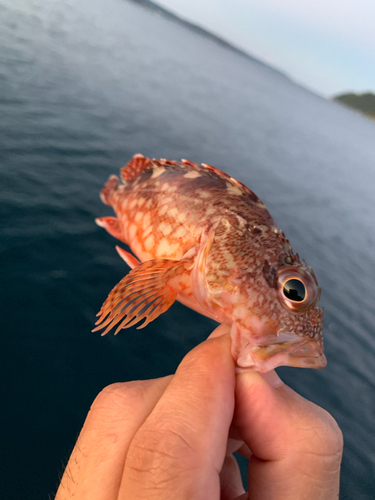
[[93, 154, 326, 372]]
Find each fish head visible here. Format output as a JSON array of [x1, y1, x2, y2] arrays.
[[191, 217, 326, 372], [232, 258, 326, 372]]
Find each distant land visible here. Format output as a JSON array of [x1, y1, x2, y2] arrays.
[[333, 92, 375, 120], [130, 0, 291, 81]]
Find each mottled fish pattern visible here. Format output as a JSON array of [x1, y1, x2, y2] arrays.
[[94, 155, 326, 372]]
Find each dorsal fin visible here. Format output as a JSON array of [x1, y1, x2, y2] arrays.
[[201, 162, 232, 180], [119, 155, 265, 206], [120, 154, 153, 182], [201, 162, 262, 203]]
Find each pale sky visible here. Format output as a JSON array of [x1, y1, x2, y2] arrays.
[[156, 0, 375, 97]]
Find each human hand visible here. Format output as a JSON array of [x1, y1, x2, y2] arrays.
[[56, 325, 343, 500]]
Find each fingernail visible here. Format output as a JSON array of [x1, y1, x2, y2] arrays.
[[260, 370, 284, 388]]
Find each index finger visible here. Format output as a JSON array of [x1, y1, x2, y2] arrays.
[[56, 377, 172, 500], [119, 332, 236, 500]]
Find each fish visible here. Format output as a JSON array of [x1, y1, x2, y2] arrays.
[[93, 154, 326, 372]]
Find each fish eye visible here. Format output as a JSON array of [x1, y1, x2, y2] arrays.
[[283, 279, 306, 302], [276, 266, 321, 314]]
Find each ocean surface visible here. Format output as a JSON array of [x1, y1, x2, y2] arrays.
[[1, 0, 375, 498]]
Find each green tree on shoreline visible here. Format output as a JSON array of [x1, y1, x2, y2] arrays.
[[333, 92, 375, 120]]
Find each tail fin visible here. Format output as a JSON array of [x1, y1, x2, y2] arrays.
[[100, 175, 120, 206]]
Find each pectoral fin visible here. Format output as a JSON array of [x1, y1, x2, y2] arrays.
[[190, 218, 240, 325], [93, 258, 192, 335]]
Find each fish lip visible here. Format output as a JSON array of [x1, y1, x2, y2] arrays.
[[242, 340, 327, 372], [290, 352, 327, 368], [252, 352, 327, 373]]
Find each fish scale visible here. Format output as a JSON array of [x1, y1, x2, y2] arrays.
[[94, 154, 325, 372]]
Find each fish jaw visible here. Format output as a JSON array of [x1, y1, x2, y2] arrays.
[[231, 321, 326, 373], [240, 340, 327, 372]]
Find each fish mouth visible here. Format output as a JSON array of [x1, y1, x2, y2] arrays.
[[236, 340, 327, 373]]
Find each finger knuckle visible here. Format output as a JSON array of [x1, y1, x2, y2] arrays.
[[125, 423, 200, 483], [91, 381, 148, 414], [179, 340, 220, 379], [316, 411, 344, 455], [296, 406, 344, 459]]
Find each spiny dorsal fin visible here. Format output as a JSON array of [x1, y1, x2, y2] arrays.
[[120, 155, 264, 206], [201, 163, 262, 203], [201, 162, 232, 180], [182, 159, 262, 204], [120, 154, 152, 182], [93, 258, 191, 335]]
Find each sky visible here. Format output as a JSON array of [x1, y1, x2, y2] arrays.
[[156, 0, 375, 97]]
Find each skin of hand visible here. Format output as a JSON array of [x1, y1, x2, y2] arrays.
[[56, 325, 343, 500]]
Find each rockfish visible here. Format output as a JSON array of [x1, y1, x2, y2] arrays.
[[93, 154, 326, 372]]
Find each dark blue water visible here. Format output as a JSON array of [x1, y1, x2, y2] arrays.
[[1, 0, 375, 498]]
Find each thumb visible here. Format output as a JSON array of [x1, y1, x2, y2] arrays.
[[233, 370, 343, 500]]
